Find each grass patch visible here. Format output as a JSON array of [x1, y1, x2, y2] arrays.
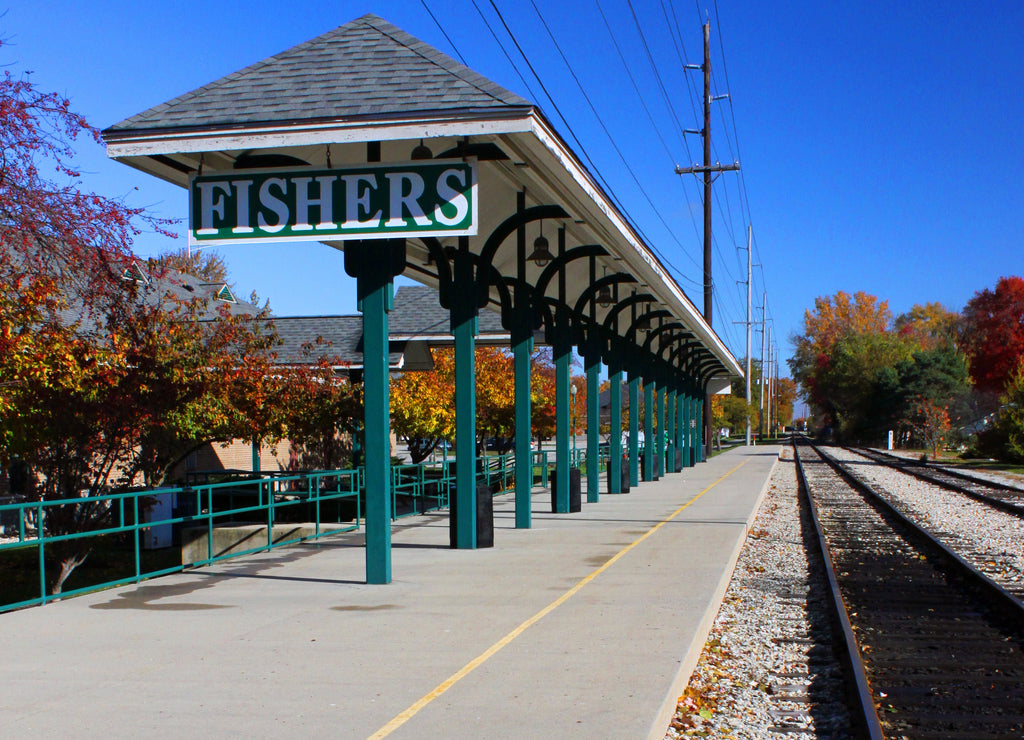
[[1, 535, 181, 610]]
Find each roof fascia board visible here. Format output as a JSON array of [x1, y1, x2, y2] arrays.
[[521, 114, 741, 377], [388, 333, 511, 342], [104, 112, 535, 158]]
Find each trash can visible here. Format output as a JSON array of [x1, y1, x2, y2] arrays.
[[674, 449, 683, 473], [606, 459, 630, 494], [551, 466, 582, 512], [449, 461, 494, 548]]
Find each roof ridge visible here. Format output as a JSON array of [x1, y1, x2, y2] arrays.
[[106, 14, 530, 134], [358, 14, 526, 108], [109, 18, 371, 130]]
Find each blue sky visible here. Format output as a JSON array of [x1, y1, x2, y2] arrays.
[[5, 1, 1024, 389]]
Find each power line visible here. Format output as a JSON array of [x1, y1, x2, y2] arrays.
[[467, 0, 541, 109], [492, 0, 702, 287], [421, 0, 469, 66]]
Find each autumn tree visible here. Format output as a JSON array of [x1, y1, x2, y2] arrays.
[[904, 397, 951, 459], [718, 392, 755, 437], [281, 353, 362, 470], [894, 302, 960, 352], [569, 374, 587, 437], [158, 247, 231, 285], [790, 291, 903, 440], [391, 346, 519, 463], [960, 276, 1024, 396], [775, 377, 797, 429], [869, 344, 972, 443], [390, 349, 455, 463], [815, 330, 913, 440], [0, 62, 295, 593], [530, 348, 558, 445], [0, 62, 191, 592], [474, 347, 516, 448]]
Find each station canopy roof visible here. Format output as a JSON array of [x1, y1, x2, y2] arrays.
[[102, 13, 742, 385]]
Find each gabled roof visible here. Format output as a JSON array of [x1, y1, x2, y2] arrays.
[[389, 283, 505, 337], [104, 14, 531, 136], [271, 285, 508, 371]]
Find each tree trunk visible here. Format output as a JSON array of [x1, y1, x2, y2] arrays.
[[52, 552, 89, 595]]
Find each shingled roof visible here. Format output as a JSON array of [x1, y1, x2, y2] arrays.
[[104, 14, 532, 135], [271, 285, 507, 371]]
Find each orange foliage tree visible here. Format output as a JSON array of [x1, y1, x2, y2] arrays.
[[894, 302, 960, 352], [390, 349, 456, 463], [279, 350, 362, 471], [903, 397, 951, 459], [789, 290, 897, 435], [530, 348, 557, 444]]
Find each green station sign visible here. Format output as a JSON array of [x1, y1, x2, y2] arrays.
[[189, 158, 477, 245]]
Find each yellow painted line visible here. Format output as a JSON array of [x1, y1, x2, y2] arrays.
[[367, 459, 749, 739]]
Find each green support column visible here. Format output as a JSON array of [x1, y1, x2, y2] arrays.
[[697, 394, 706, 462], [553, 326, 571, 512], [656, 383, 666, 478], [585, 342, 600, 503], [512, 190, 533, 528], [609, 364, 623, 493], [666, 387, 676, 473], [643, 380, 655, 481], [628, 372, 640, 487], [683, 390, 693, 468], [675, 384, 685, 469], [513, 325, 533, 528], [552, 227, 572, 513], [344, 238, 405, 585], [452, 248, 478, 548]]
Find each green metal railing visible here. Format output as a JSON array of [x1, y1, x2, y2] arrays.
[[0, 470, 361, 613], [391, 463, 452, 518], [0, 446, 600, 612]]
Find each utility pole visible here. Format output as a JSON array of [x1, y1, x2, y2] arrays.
[[676, 20, 739, 458], [744, 226, 752, 446], [770, 347, 778, 431], [758, 292, 766, 440], [765, 325, 772, 440]]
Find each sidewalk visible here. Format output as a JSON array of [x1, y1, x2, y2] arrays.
[[0, 445, 780, 739]]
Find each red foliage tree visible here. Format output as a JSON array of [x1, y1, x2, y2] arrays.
[[960, 276, 1024, 395]]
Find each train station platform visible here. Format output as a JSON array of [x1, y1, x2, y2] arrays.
[[0, 445, 780, 740]]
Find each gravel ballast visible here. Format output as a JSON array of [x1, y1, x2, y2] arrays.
[[664, 450, 851, 739]]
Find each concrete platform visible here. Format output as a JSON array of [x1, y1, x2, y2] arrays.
[[0, 445, 780, 739]]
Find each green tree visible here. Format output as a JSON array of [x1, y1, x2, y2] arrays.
[[815, 330, 913, 440], [867, 344, 972, 443], [991, 361, 1024, 462]]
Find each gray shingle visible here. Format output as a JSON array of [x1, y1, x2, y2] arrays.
[[271, 285, 506, 368], [105, 14, 532, 135]]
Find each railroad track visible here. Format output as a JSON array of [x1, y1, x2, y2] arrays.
[[851, 446, 1024, 515], [831, 444, 1024, 602], [795, 438, 1024, 739]]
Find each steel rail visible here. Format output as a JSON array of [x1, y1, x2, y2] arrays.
[[792, 439, 884, 740], [850, 445, 1024, 516], [814, 441, 1024, 618]]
